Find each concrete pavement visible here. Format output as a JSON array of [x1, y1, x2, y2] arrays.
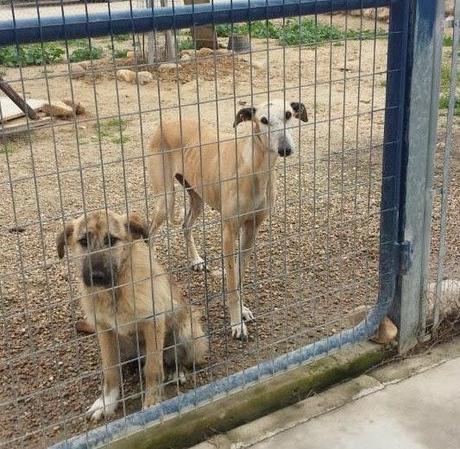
[[252, 357, 460, 449], [191, 337, 460, 449]]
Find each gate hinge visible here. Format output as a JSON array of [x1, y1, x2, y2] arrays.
[[398, 240, 414, 275]]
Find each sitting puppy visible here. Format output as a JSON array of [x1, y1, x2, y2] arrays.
[[57, 210, 207, 421]]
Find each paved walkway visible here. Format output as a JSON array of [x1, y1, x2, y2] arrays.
[[251, 357, 460, 449]]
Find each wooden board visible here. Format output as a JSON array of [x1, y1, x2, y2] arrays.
[[0, 98, 47, 123], [0, 114, 51, 137]]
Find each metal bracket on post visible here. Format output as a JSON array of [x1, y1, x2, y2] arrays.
[[398, 241, 414, 275]]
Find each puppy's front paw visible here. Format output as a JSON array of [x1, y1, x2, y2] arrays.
[[242, 305, 254, 322], [143, 389, 161, 410], [231, 321, 248, 340], [86, 391, 119, 422]]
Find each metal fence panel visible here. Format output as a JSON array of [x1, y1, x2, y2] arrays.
[[0, 0, 451, 448]]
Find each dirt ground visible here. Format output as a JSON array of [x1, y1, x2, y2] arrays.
[[0, 13, 457, 449]]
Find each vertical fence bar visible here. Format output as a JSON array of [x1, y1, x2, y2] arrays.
[[386, 0, 445, 352]]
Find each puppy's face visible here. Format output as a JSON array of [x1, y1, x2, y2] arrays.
[[233, 99, 308, 157], [57, 210, 148, 290]]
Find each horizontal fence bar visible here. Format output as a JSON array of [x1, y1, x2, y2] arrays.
[[0, 0, 394, 46]]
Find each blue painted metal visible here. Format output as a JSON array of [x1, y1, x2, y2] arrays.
[[0, 0, 394, 46]]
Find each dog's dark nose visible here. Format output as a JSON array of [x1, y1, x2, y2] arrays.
[[278, 146, 292, 157], [91, 270, 108, 285]]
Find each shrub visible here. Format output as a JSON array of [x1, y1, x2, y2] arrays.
[[0, 44, 64, 67], [69, 46, 104, 63]]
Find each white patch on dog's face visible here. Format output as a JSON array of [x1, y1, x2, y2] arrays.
[[255, 100, 296, 156]]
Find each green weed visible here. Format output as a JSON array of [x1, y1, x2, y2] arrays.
[[0, 44, 64, 67], [69, 45, 104, 63]]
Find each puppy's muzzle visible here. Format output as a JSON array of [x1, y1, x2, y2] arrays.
[[82, 255, 116, 288]]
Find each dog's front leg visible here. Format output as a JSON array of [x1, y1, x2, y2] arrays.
[[224, 223, 248, 340], [87, 329, 121, 422], [141, 319, 165, 409]]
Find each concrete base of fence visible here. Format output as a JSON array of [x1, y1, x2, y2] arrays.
[[104, 342, 391, 449]]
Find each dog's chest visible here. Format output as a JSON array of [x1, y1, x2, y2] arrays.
[[80, 289, 147, 335]]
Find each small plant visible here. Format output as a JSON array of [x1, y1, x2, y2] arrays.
[[114, 34, 131, 42], [178, 38, 195, 52], [69, 45, 104, 63], [443, 35, 453, 47], [439, 95, 460, 116], [112, 48, 128, 59], [0, 44, 64, 67], [216, 19, 385, 47], [65, 38, 89, 48], [96, 118, 129, 142]]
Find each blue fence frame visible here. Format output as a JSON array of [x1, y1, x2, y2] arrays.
[[0, 1, 436, 448]]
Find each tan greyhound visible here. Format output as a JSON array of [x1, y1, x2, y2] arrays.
[[148, 99, 308, 339]]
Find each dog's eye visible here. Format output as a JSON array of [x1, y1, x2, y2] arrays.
[[285, 111, 292, 120], [260, 117, 269, 125], [105, 234, 119, 246], [78, 236, 88, 247]]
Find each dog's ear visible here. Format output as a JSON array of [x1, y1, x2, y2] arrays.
[[56, 222, 74, 259], [233, 107, 257, 128], [290, 102, 308, 122], [126, 212, 149, 241]]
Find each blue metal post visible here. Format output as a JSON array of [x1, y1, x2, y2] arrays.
[[383, 0, 444, 351]]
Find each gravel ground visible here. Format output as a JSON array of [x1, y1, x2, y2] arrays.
[[0, 21, 457, 449]]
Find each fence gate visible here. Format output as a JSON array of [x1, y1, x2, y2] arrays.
[[0, 1, 452, 448]]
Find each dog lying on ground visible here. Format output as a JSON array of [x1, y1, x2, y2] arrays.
[[57, 210, 207, 421], [149, 99, 308, 339]]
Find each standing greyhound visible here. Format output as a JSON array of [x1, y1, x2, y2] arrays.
[[149, 99, 308, 339]]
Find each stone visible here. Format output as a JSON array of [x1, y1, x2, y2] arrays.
[[116, 69, 137, 83], [42, 101, 74, 118], [158, 63, 178, 72], [196, 47, 214, 57], [370, 317, 398, 345], [62, 99, 85, 115], [69, 63, 85, 79], [136, 71, 153, 85]]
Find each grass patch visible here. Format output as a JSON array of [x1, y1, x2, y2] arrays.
[[439, 95, 460, 116], [69, 45, 104, 63], [65, 38, 89, 48], [443, 35, 453, 47], [215, 19, 385, 46], [0, 44, 64, 67], [178, 38, 195, 52], [439, 63, 460, 116], [96, 118, 129, 142], [114, 33, 131, 42], [112, 48, 129, 59]]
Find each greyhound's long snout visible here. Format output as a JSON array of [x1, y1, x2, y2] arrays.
[[278, 137, 293, 157]]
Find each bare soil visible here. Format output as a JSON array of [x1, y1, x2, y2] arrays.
[[0, 16, 458, 449]]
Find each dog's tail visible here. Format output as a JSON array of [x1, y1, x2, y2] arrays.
[[149, 126, 181, 232]]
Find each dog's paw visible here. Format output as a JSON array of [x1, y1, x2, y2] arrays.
[[143, 390, 161, 410], [190, 256, 207, 272], [231, 321, 248, 340], [242, 305, 254, 322], [86, 391, 119, 422], [168, 370, 186, 385]]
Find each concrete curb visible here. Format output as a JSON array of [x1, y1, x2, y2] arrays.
[[103, 342, 389, 449], [191, 337, 460, 449]]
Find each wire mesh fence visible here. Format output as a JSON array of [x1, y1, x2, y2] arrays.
[[0, 1, 455, 448], [425, 1, 460, 338]]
